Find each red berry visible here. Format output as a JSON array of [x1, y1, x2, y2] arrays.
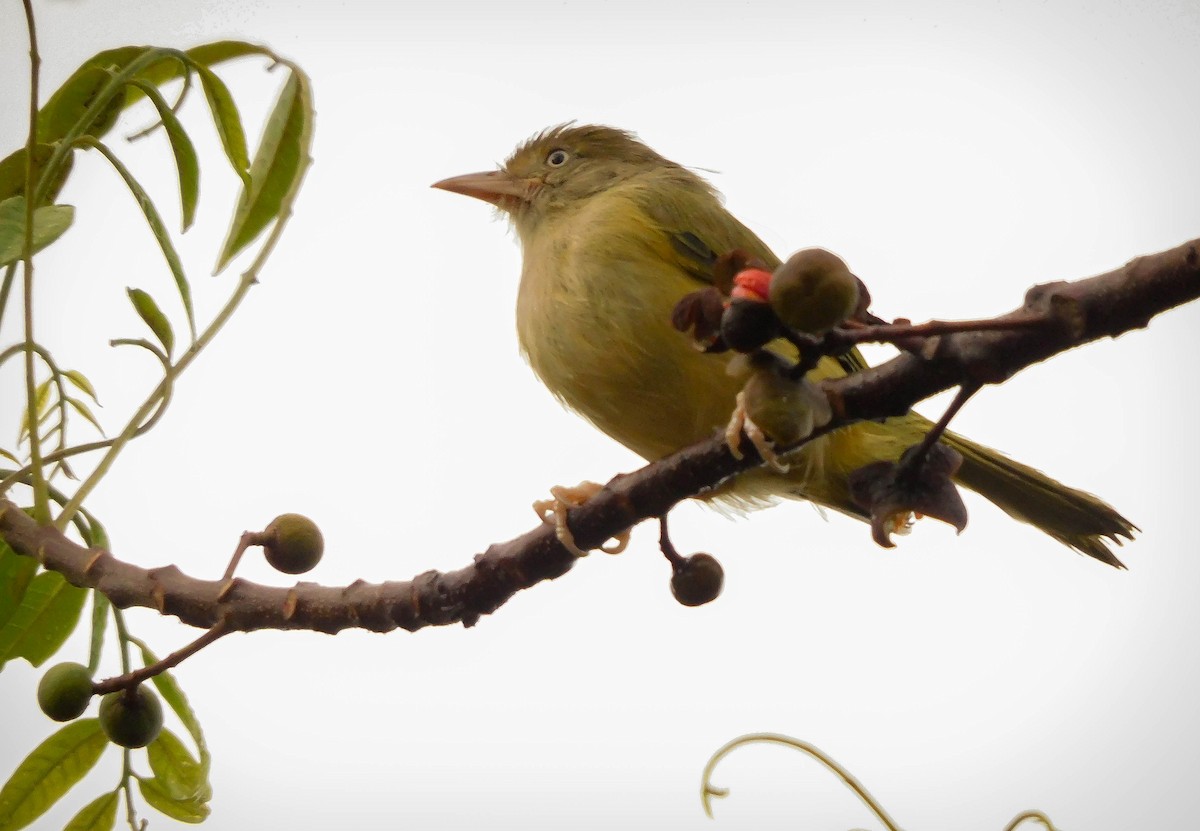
[[731, 268, 773, 302]]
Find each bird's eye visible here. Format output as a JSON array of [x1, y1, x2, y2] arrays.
[[546, 149, 569, 167]]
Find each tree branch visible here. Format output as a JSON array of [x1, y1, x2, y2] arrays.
[[1, 237, 1196, 636]]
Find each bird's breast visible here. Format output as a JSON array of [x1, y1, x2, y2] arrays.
[[515, 204, 744, 461]]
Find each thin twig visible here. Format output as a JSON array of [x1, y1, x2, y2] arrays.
[[700, 733, 904, 831], [20, 0, 49, 523], [94, 620, 229, 695], [899, 381, 981, 474], [222, 531, 267, 580], [658, 515, 685, 567], [840, 313, 1047, 346]]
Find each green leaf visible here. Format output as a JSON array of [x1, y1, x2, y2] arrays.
[[66, 397, 105, 435], [0, 447, 19, 464], [17, 378, 54, 443], [126, 288, 175, 356], [86, 590, 109, 674], [37, 47, 150, 145], [0, 540, 38, 633], [147, 730, 208, 801], [129, 80, 200, 231], [61, 370, 99, 404], [85, 142, 194, 339], [136, 777, 210, 824], [195, 65, 250, 187], [0, 196, 76, 267], [130, 41, 270, 95], [63, 790, 118, 831], [186, 40, 273, 68], [0, 719, 108, 831], [216, 69, 312, 272], [81, 513, 109, 551], [0, 144, 75, 205], [0, 569, 88, 668], [136, 642, 210, 780]]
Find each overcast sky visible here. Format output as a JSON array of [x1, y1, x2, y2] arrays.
[[2, 1, 1199, 829]]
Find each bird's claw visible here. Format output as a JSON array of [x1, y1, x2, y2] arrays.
[[724, 391, 789, 472], [533, 481, 630, 557]]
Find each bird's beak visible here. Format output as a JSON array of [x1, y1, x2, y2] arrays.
[[431, 169, 540, 210]]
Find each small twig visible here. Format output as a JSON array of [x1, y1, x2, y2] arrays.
[[94, 619, 229, 695], [20, 0, 49, 523], [898, 381, 981, 477], [700, 733, 904, 831], [784, 315, 1047, 380], [119, 751, 144, 831], [658, 515, 685, 567], [222, 530, 267, 580], [840, 313, 1048, 346], [1001, 809, 1059, 831]]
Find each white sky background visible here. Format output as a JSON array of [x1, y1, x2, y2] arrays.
[[2, 0, 1199, 828]]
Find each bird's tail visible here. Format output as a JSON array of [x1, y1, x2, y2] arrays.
[[942, 431, 1137, 568]]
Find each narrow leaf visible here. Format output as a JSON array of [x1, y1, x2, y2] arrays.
[[0, 447, 19, 464], [147, 730, 206, 801], [126, 288, 175, 356], [195, 66, 251, 187], [62, 370, 100, 404], [17, 378, 55, 445], [136, 642, 210, 780], [66, 397, 105, 435], [216, 69, 311, 271], [34, 379, 52, 412], [0, 569, 88, 668], [63, 790, 118, 831], [136, 777, 210, 824], [0, 540, 39, 633], [37, 48, 149, 144], [131, 41, 270, 95], [87, 590, 110, 674], [0, 719, 108, 831], [86, 142, 195, 338], [0, 196, 76, 267], [129, 80, 200, 231], [0, 144, 75, 204], [186, 40, 271, 68]]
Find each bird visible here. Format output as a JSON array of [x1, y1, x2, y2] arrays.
[[432, 124, 1135, 566]]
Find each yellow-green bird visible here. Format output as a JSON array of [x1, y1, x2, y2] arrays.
[[433, 124, 1134, 566]]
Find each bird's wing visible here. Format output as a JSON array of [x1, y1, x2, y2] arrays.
[[636, 178, 868, 375]]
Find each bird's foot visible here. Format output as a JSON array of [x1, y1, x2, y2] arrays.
[[533, 481, 630, 557], [723, 391, 790, 472]]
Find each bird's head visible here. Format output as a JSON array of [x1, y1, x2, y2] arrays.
[[432, 124, 677, 234]]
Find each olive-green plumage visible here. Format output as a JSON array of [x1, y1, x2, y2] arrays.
[[434, 124, 1135, 566]]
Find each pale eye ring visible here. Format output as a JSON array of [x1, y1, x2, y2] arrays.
[[546, 148, 569, 167]]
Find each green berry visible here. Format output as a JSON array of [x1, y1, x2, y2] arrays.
[[742, 365, 832, 447], [769, 248, 859, 334], [37, 662, 94, 722], [671, 553, 725, 607], [263, 513, 324, 574], [99, 686, 163, 749]]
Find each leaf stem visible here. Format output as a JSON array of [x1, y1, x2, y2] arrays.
[[21, 0, 49, 523], [112, 605, 133, 675]]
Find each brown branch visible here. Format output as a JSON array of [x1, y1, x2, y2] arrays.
[[1, 237, 1197, 636]]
